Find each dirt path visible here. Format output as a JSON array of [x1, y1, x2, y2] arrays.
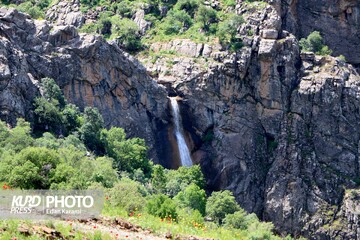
[[69, 217, 167, 240]]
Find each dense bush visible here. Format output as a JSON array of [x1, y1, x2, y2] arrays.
[[164, 165, 205, 196], [147, 194, 178, 220], [162, 9, 193, 34], [206, 190, 240, 224], [101, 127, 152, 175], [299, 31, 332, 55], [196, 5, 217, 32], [217, 14, 244, 51], [79, 107, 104, 153], [174, 183, 206, 215], [223, 209, 248, 229], [107, 179, 147, 213]]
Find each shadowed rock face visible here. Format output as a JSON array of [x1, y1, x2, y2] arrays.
[[275, 0, 360, 65], [0, 7, 169, 161]]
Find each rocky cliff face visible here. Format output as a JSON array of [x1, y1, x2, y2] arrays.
[[1, 0, 360, 238], [140, 1, 360, 238], [275, 0, 360, 65], [0, 7, 169, 161]]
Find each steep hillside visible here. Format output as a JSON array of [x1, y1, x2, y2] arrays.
[[0, 0, 359, 238]]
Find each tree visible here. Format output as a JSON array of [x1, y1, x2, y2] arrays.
[[206, 190, 240, 224], [62, 103, 81, 134], [217, 14, 244, 51], [101, 127, 151, 175], [35, 132, 61, 149], [0, 120, 10, 147], [299, 31, 332, 55], [111, 18, 142, 51], [34, 97, 63, 134], [223, 209, 248, 229], [34, 78, 67, 135], [163, 9, 193, 35], [91, 156, 118, 188], [5, 118, 34, 152], [80, 107, 104, 153], [174, 183, 206, 215], [175, 0, 199, 17], [1, 147, 61, 189], [165, 165, 205, 197], [40, 77, 66, 108], [151, 164, 167, 193], [108, 179, 146, 213], [196, 5, 217, 32], [147, 194, 178, 220]]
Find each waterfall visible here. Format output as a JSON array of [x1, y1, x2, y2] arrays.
[[169, 97, 193, 167]]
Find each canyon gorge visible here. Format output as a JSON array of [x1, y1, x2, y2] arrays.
[[0, 0, 360, 238]]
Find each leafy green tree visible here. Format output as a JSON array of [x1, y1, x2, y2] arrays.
[[34, 97, 63, 134], [101, 127, 151, 175], [111, 18, 142, 51], [40, 77, 66, 108], [61, 133, 87, 152], [175, 0, 199, 17], [147, 194, 178, 220], [108, 179, 146, 213], [35, 132, 62, 149], [151, 164, 167, 193], [0, 147, 61, 189], [91, 156, 118, 188], [174, 183, 206, 215], [49, 163, 76, 190], [62, 103, 81, 134], [5, 119, 34, 152], [0, 120, 10, 147], [206, 190, 240, 224], [196, 5, 217, 31], [217, 14, 244, 51], [163, 9, 193, 35], [299, 31, 332, 55], [164, 165, 205, 196], [80, 107, 104, 153], [34, 78, 67, 134], [223, 209, 248, 229]]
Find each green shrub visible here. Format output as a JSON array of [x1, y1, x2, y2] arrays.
[[164, 165, 205, 197], [111, 18, 142, 51], [196, 5, 217, 32], [0, 147, 61, 189], [177, 208, 204, 227], [115, 0, 134, 18], [175, 0, 199, 17], [217, 14, 244, 51], [16, 2, 45, 19], [299, 31, 332, 55], [147, 194, 178, 220], [107, 179, 146, 213], [101, 127, 152, 175], [162, 9, 193, 35], [223, 209, 248, 229], [206, 190, 240, 224], [174, 183, 206, 215]]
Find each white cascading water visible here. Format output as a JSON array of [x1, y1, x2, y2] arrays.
[[169, 97, 193, 167]]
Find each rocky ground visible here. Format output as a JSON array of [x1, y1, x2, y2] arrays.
[[12, 217, 172, 239]]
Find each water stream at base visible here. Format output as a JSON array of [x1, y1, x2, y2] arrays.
[[169, 97, 193, 167]]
